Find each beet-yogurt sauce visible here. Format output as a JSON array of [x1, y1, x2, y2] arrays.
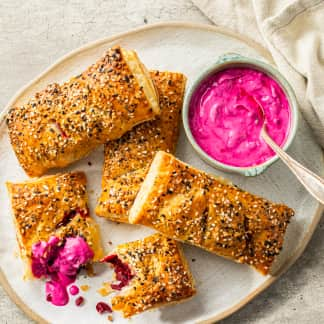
[[31, 236, 93, 306], [189, 67, 291, 167]]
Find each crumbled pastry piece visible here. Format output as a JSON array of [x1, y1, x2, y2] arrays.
[[7, 46, 159, 176], [102, 233, 196, 318], [96, 71, 186, 223], [129, 151, 295, 275], [7, 171, 103, 277]]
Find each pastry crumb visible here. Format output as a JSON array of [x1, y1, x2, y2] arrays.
[[80, 285, 90, 292], [107, 314, 113, 321], [97, 282, 113, 297]]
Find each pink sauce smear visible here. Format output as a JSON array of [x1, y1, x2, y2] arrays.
[[31, 236, 94, 306], [189, 67, 291, 167]]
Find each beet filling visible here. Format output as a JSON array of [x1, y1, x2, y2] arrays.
[[31, 236, 94, 307], [96, 302, 112, 314], [101, 254, 134, 290], [56, 208, 89, 229], [31, 237, 61, 278]]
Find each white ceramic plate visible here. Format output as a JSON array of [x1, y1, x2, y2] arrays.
[[0, 22, 323, 324]]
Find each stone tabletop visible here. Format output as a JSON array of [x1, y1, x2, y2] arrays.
[[0, 1, 323, 323]]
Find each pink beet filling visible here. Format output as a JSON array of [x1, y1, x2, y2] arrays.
[[54, 122, 68, 139], [31, 236, 61, 278], [75, 296, 84, 306], [46, 280, 69, 306], [69, 285, 79, 295], [31, 236, 94, 306], [101, 254, 134, 290], [96, 302, 112, 314]]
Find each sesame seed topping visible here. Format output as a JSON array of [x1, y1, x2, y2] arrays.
[[130, 152, 294, 275]]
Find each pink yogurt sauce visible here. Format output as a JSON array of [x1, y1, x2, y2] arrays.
[[31, 236, 93, 306], [69, 285, 79, 296], [189, 67, 291, 167]]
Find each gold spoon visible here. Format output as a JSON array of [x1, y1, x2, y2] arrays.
[[254, 96, 324, 204]]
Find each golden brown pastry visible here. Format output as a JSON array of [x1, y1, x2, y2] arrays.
[[7, 46, 159, 177], [95, 71, 186, 223], [7, 171, 103, 276], [102, 233, 195, 318], [129, 151, 294, 275]]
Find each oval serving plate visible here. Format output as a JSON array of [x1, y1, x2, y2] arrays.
[[0, 22, 323, 324]]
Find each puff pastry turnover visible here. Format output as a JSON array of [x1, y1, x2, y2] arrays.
[[7, 46, 159, 177], [95, 71, 186, 223], [7, 171, 103, 276], [102, 233, 195, 318], [129, 151, 294, 275]]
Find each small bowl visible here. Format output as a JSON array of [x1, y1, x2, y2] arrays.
[[182, 53, 299, 177]]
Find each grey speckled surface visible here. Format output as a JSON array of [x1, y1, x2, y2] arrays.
[[0, 1, 323, 323]]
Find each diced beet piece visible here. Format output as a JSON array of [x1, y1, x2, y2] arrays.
[[96, 302, 112, 314], [75, 296, 84, 306]]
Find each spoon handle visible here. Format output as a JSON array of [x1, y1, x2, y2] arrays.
[[262, 129, 324, 205]]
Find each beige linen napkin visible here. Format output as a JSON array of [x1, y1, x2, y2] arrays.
[[192, 0, 324, 148]]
